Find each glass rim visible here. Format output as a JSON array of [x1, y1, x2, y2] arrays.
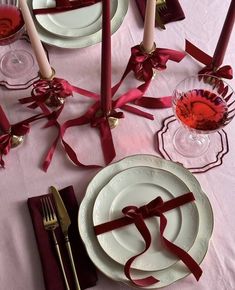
[[174, 74, 235, 93], [0, 4, 25, 42]]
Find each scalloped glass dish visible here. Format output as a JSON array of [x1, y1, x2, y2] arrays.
[[93, 166, 199, 271], [78, 154, 213, 289], [28, 0, 129, 48], [32, 0, 117, 38]]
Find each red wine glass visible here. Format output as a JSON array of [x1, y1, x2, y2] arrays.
[[172, 74, 235, 157], [0, 0, 34, 78]]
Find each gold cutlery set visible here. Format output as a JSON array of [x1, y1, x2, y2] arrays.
[[41, 186, 81, 290], [156, 0, 167, 29]]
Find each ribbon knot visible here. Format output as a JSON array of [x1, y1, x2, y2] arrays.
[[130, 45, 186, 82], [125, 196, 164, 219], [33, 78, 72, 107], [19, 78, 73, 111], [185, 40, 234, 80], [199, 64, 233, 79]]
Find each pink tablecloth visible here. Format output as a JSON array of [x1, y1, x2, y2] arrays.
[[0, 1, 235, 290]]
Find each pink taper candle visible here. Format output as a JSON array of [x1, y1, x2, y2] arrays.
[[101, 0, 112, 115], [212, 0, 235, 68], [18, 0, 53, 79], [142, 0, 156, 52]]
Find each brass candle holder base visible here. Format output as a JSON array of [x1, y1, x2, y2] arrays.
[[38, 67, 56, 81], [139, 42, 157, 54], [108, 116, 119, 129], [38, 67, 66, 108], [95, 110, 119, 129], [45, 96, 65, 108], [11, 135, 24, 148]]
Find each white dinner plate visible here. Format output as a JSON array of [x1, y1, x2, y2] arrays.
[[78, 154, 213, 289], [33, 0, 118, 38], [28, 0, 129, 48], [93, 166, 199, 271]]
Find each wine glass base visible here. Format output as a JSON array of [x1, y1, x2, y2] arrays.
[[173, 127, 210, 157], [155, 115, 229, 173], [0, 50, 34, 79]]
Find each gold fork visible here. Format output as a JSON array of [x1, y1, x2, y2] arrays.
[[156, 0, 167, 30], [41, 196, 70, 290]]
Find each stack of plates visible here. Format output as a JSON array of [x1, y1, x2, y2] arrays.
[[29, 0, 129, 48], [78, 154, 214, 289]]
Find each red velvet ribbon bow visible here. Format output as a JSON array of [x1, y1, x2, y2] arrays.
[[94, 192, 202, 287], [130, 45, 171, 81], [19, 78, 99, 116], [111, 44, 185, 110], [185, 39, 233, 79], [0, 106, 45, 168]]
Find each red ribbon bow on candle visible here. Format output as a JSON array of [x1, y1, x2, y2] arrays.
[[0, 106, 45, 168], [19, 78, 99, 116], [185, 40, 233, 80], [94, 192, 202, 287]]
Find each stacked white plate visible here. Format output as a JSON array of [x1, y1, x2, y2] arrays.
[[28, 0, 129, 48], [78, 154, 214, 289]]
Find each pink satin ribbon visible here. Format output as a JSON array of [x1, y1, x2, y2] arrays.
[[0, 106, 46, 168], [185, 39, 233, 79], [33, 0, 101, 15], [94, 192, 202, 287]]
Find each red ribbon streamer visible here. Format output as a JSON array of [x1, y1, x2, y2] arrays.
[[20, 46, 185, 171], [0, 106, 46, 168], [112, 44, 185, 109], [94, 192, 202, 287], [42, 96, 153, 171], [33, 0, 101, 15], [185, 39, 233, 79]]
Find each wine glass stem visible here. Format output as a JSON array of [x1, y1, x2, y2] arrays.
[[8, 43, 22, 64]]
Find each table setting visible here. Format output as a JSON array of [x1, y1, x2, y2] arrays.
[[0, 1, 235, 290]]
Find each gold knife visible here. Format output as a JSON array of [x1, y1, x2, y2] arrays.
[[50, 186, 81, 290]]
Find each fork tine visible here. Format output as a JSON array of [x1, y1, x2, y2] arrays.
[[41, 196, 57, 222], [46, 196, 54, 220], [40, 196, 71, 290]]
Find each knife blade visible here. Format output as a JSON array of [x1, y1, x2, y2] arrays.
[[50, 186, 81, 290]]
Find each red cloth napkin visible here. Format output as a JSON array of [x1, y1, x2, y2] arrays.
[[28, 186, 98, 290], [135, 0, 185, 26], [33, 0, 101, 15]]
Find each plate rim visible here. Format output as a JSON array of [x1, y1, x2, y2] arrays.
[[28, 0, 129, 48], [92, 165, 199, 271], [78, 154, 214, 289], [32, 0, 117, 38]]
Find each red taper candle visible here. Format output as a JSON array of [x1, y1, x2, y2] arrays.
[[101, 0, 112, 116], [212, 0, 235, 68]]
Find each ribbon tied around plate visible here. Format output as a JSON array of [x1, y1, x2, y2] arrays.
[[94, 192, 203, 287], [0, 105, 46, 168], [33, 0, 101, 15]]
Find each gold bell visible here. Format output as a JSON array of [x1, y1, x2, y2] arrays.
[[11, 135, 24, 148], [108, 116, 119, 129]]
